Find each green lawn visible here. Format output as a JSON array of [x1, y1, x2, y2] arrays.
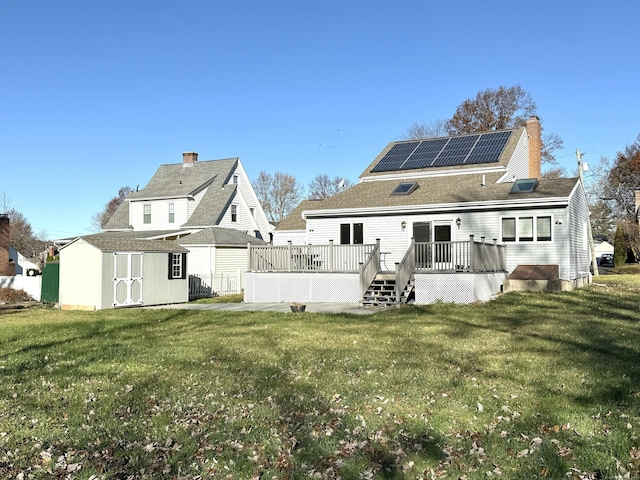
[[1, 277, 640, 479]]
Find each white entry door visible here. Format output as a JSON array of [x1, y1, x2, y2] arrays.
[[113, 252, 144, 307]]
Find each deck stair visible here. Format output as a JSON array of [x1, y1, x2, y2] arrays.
[[362, 272, 414, 307]]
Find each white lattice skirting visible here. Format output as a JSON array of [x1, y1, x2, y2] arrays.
[[414, 272, 507, 304], [244, 272, 360, 303]]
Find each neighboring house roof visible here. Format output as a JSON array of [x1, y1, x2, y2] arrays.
[[177, 227, 267, 246], [298, 176, 580, 217], [182, 184, 237, 228], [127, 158, 238, 200], [104, 157, 238, 230], [103, 200, 132, 230], [275, 199, 325, 231], [67, 236, 188, 253]]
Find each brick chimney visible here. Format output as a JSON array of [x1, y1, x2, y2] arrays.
[[525, 116, 542, 179], [0, 214, 13, 276], [182, 151, 198, 167]]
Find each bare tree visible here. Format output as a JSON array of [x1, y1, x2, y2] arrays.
[[91, 186, 133, 231], [253, 171, 303, 223], [541, 166, 569, 179], [398, 119, 447, 140], [307, 175, 353, 200], [445, 85, 563, 163]]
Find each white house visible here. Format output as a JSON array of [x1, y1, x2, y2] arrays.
[[9, 245, 40, 276], [246, 117, 592, 305], [60, 152, 272, 308]]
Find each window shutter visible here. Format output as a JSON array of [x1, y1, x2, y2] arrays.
[[168, 253, 173, 279], [181, 253, 187, 279]]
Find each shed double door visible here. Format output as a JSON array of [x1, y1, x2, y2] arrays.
[[113, 252, 144, 307]]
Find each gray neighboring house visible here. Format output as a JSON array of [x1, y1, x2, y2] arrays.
[[59, 152, 272, 308]]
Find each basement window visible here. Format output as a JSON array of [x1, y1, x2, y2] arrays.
[[391, 182, 418, 195], [510, 178, 539, 194]]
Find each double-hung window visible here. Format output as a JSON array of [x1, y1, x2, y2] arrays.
[[231, 205, 238, 223], [501, 215, 552, 242], [143, 204, 151, 224], [168, 203, 175, 223]]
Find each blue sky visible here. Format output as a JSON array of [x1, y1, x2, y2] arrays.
[[1, 1, 639, 239]]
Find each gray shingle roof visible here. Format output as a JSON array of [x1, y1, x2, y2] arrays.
[[182, 184, 236, 228], [296, 176, 580, 217], [77, 236, 188, 253], [275, 199, 325, 231], [127, 158, 238, 200], [103, 201, 132, 230], [177, 227, 267, 246]]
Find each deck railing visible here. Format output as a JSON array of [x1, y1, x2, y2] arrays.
[[248, 241, 377, 273], [249, 236, 505, 275], [359, 239, 380, 298], [414, 236, 506, 272]]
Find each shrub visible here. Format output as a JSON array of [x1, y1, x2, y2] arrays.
[[0, 287, 34, 303]]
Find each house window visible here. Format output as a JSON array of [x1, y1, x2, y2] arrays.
[[519, 217, 534, 242], [143, 204, 151, 224], [232, 174, 239, 184], [340, 223, 364, 244], [168, 203, 175, 223], [353, 223, 364, 244], [168, 253, 187, 279], [340, 223, 350, 244], [501, 215, 552, 242], [231, 205, 237, 223], [537, 216, 552, 241]]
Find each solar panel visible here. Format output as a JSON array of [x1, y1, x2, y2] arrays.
[[401, 138, 448, 170], [465, 131, 512, 165], [371, 142, 419, 172], [432, 135, 479, 167], [370, 130, 513, 173]]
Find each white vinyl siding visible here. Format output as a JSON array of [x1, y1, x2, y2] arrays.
[[130, 199, 189, 230], [306, 206, 571, 280]]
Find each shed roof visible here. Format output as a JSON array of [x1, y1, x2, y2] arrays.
[[72, 236, 188, 253]]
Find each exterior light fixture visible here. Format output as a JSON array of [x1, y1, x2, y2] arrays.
[[401, 221, 407, 231], [456, 217, 462, 229]]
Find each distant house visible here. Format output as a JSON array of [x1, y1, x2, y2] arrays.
[[246, 117, 592, 305], [59, 152, 272, 308], [594, 241, 614, 260], [8, 245, 40, 276]]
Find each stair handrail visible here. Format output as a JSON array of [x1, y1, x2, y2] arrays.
[[359, 239, 380, 299], [395, 238, 416, 304]]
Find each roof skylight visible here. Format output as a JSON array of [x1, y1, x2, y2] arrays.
[[391, 182, 418, 195], [510, 178, 539, 194]]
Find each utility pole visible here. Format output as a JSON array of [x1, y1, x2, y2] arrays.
[[577, 149, 599, 276]]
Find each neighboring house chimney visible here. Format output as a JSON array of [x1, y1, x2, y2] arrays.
[[525, 116, 542, 179], [0, 214, 12, 276], [183, 151, 198, 167]]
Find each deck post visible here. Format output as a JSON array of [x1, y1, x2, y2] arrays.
[[287, 241, 292, 272], [329, 240, 334, 272]]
